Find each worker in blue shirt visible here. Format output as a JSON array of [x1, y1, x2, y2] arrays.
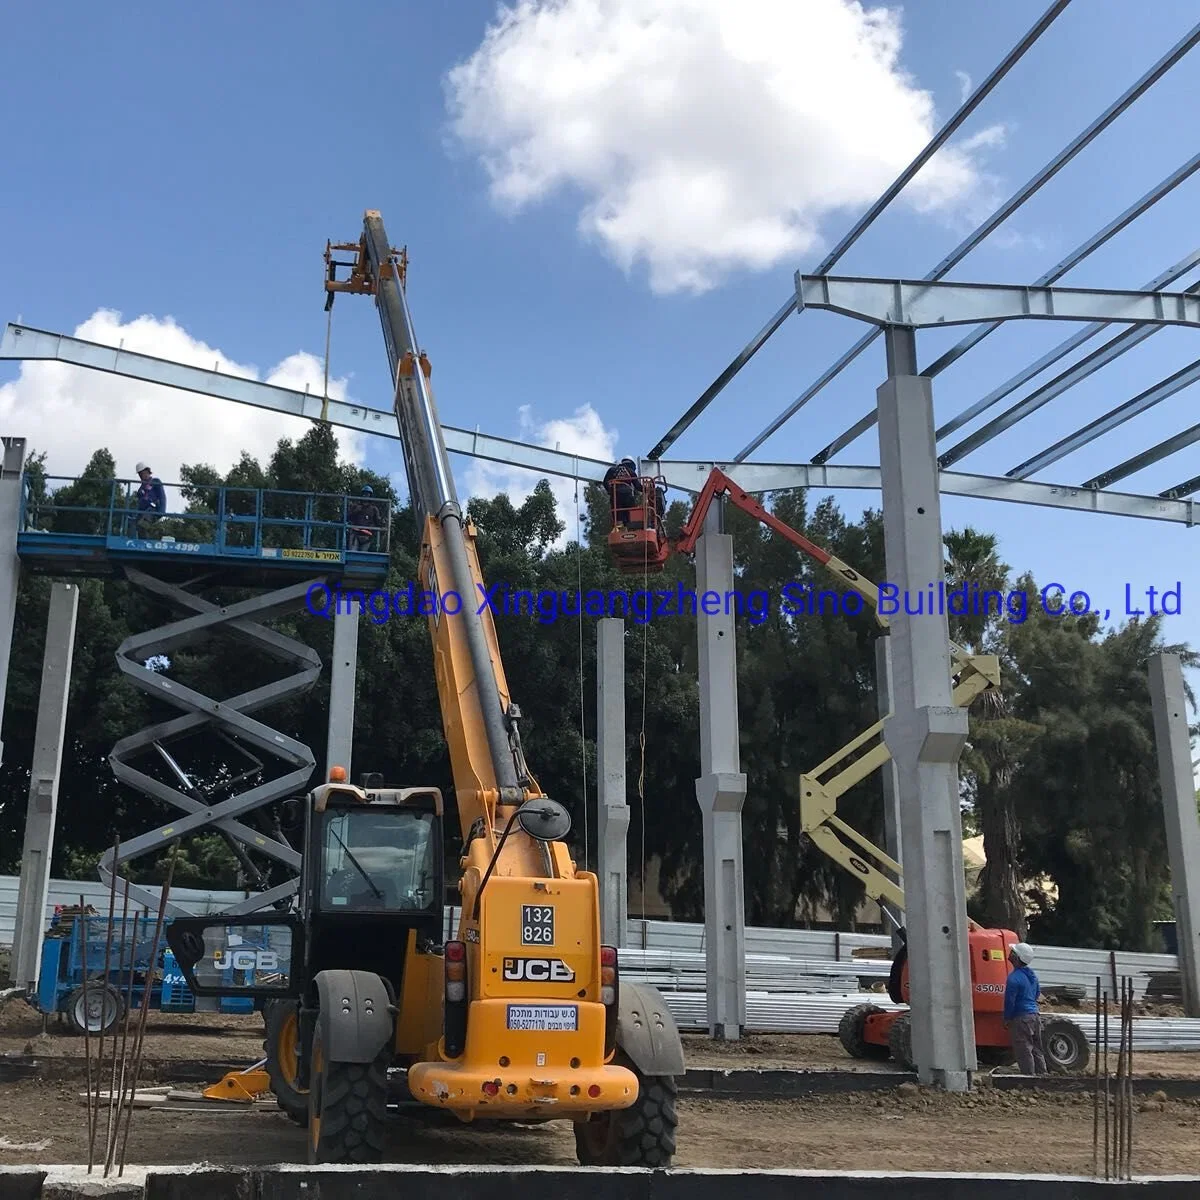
[[134, 461, 167, 539], [1003, 941, 1047, 1074]]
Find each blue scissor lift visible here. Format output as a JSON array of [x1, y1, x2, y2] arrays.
[[17, 474, 391, 1019]]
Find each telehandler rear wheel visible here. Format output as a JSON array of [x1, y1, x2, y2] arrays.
[[306, 1019, 390, 1164], [263, 1000, 308, 1127], [573, 1054, 677, 1168]]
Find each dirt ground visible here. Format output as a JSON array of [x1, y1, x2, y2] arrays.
[[6, 1004, 1200, 1079], [1, 1076, 1199, 1175], [3, 999, 1200, 1174]]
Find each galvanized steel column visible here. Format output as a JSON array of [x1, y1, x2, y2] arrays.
[[11, 581, 80, 990], [1148, 651, 1200, 1017], [877, 326, 975, 1089], [596, 617, 629, 947], [694, 502, 747, 1039]]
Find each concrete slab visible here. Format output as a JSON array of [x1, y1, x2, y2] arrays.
[[3, 1165, 1200, 1200]]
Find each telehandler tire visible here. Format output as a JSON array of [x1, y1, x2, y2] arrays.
[[306, 1018, 390, 1164], [573, 1054, 677, 1168], [263, 1000, 308, 1127]]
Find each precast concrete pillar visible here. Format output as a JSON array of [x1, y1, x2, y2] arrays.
[[596, 617, 629, 947], [694, 502, 747, 1039], [11, 581, 80, 991], [876, 326, 975, 1090]]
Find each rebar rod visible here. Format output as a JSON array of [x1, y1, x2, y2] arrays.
[[107, 905, 145, 1174], [79, 896, 94, 1163], [118, 842, 179, 1175], [89, 839, 119, 1174], [1103, 990, 1110, 1179], [103, 877, 131, 1175], [1093, 975, 1101, 1176], [1125, 977, 1135, 1179]]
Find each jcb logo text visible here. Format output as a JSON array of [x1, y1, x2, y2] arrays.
[[214, 949, 279, 971], [502, 957, 575, 983]]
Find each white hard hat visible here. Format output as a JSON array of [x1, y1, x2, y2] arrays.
[[136, 461, 150, 473], [1010, 942, 1034, 964]]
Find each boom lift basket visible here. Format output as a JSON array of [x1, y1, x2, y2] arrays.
[[606, 474, 670, 574]]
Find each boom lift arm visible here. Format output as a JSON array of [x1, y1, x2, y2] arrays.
[[668, 468, 1000, 918]]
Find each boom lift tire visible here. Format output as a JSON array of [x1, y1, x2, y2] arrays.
[[888, 1012, 914, 1070], [1041, 1016, 1090, 1073], [306, 1018, 390, 1165], [837, 1003, 892, 1060], [573, 1053, 678, 1167], [263, 999, 309, 1126]]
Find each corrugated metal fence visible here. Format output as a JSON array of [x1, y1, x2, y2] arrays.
[[2, 879, 1181, 1006], [0, 875, 259, 950]]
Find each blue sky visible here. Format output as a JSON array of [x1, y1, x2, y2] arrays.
[[3, 0, 1200, 710]]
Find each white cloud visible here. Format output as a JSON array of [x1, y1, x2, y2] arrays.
[[955, 69, 972, 103], [462, 403, 618, 548], [0, 309, 366, 488], [444, 0, 1007, 294]]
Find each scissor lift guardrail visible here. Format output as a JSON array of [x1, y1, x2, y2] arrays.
[[16, 474, 392, 918]]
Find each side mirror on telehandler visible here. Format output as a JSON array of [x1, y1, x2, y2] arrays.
[[472, 798, 572, 919], [515, 797, 572, 842]]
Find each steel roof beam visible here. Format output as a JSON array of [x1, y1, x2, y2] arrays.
[[792, 275, 1200, 330], [935, 247, 1200, 445], [3, 323, 1196, 523], [921, 150, 1200, 379], [0, 323, 399, 442], [793, 21, 1200, 466], [939, 275, 1200, 469], [1018, 357, 1200, 480], [642, 0, 1074, 463], [1084, 421, 1200, 491]]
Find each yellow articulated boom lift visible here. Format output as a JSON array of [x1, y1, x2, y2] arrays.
[[165, 211, 684, 1165], [614, 469, 1088, 1070]]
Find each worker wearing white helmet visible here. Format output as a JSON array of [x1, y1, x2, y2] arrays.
[[1003, 941, 1047, 1074], [134, 460, 166, 539]]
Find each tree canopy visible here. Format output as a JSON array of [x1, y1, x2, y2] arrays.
[[1, 424, 1193, 952]]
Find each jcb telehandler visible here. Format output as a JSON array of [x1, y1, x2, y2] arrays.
[[164, 211, 684, 1166]]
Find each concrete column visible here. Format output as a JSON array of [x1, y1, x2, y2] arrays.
[[1148, 652, 1200, 1016], [10, 581, 80, 991], [0, 436, 25, 767], [876, 326, 975, 1090], [325, 602, 359, 779], [596, 617, 629, 947], [694, 502, 747, 1040], [875, 635, 904, 951]]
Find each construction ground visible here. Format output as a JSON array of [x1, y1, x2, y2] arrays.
[[3, 1002, 1200, 1177]]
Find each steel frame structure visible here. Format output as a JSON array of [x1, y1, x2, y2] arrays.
[[4, 322, 1200, 527], [3, 0, 1200, 1075]]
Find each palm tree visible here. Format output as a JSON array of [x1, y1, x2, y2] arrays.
[[944, 529, 1038, 935]]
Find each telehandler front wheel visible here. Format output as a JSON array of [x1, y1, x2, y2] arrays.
[[306, 1020, 390, 1164], [263, 1000, 308, 1126], [573, 1056, 677, 1168]]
